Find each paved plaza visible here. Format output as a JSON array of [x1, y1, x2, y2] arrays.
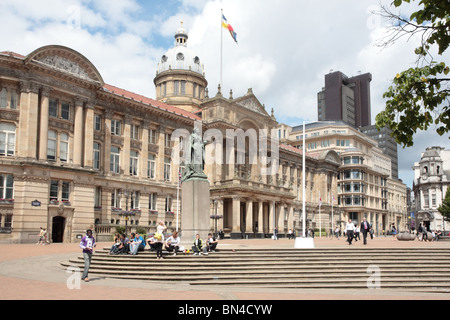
[[1, 236, 450, 300]]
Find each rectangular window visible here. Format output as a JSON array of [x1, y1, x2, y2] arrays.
[[111, 120, 121, 136], [164, 133, 172, 148], [93, 143, 101, 170], [162, 82, 167, 97], [110, 146, 120, 174], [49, 99, 58, 117], [111, 189, 121, 209], [0, 174, 14, 200], [94, 187, 102, 208], [174, 81, 179, 95], [0, 88, 7, 108], [10, 90, 17, 110], [47, 131, 57, 161], [4, 215, 12, 228], [130, 125, 140, 140], [148, 154, 156, 179], [61, 102, 70, 120], [60, 133, 69, 162], [0, 123, 16, 157], [193, 83, 197, 98], [61, 182, 70, 201], [130, 150, 139, 176], [165, 196, 172, 212], [95, 115, 102, 132], [50, 180, 59, 201], [149, 129, 157, 145], [149, 193, 157, 211], [164, 157, 171, 181], [180, 81, 186, 95], [131, 191, 140, 209]]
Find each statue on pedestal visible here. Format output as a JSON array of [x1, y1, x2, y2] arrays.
[[182, 127, 208, 182]]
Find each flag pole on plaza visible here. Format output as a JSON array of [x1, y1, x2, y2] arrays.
[[220, 8, 223, 89], [319, 192, 322, 238], [176, 167, 181, 232]]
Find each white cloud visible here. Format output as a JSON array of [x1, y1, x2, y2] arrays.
[[1, 0, 448, 187]]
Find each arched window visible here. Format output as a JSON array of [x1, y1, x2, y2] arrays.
[[0, 122, 16, 156]]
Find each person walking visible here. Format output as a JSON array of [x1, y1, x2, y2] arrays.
[[79, 229, 96, 282], [354, 225, 360, 242], [391, 223, 398, 241], [360, 217, 371, 245], [346, 219, 356, 245]]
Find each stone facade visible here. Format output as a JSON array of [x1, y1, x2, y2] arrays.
[[413, 147, 450, 232], [0, 29, 341, 243], [282, 121, 408, 234]]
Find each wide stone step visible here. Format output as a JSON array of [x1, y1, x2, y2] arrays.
[[62, 248, 450, 289], [69, 256, 450, 268], [61, 262, 450, 280]]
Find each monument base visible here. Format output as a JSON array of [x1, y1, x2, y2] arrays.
[[294, 237, 315, 249], [181, 178, 211, 246]]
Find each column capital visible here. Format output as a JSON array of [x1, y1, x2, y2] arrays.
[[40, 86, 53, 97], [74, 96, 85, 107], [20, 81, 40, 94]]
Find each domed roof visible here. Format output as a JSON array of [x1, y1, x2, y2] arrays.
[[157, 23, 205, 76]]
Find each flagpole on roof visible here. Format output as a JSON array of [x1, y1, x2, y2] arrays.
[[220, 8, 223, 90]]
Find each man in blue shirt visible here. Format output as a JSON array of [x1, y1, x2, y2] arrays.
[[130, 233, 146, 255]]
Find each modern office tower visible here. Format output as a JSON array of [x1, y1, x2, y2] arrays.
[[361, 125, 399, 180], [318, 71, 372, 128]]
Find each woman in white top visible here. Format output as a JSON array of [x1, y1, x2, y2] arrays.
[[346, 219, 356, 245], [157, 221, 167, 242], [165, 231, 181, 256], [155, 221, 167, 260]]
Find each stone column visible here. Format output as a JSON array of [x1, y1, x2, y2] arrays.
[[73, 98, 84, 167], [122, 115, 132, 176], [231, 196, 241, 238], [156, 126, 166, 182], [269, 201, 275, 234], [83, 102, 95, 168], [140, 120, 150, 179], [103, 110, 113, 174], [38, 87, 51, 161], [17, 81, 39, 160], [258, 201, 264, 236], [245, 199, 253, 235]]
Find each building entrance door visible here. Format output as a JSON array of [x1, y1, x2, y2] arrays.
[[52, 216, 65, 243]]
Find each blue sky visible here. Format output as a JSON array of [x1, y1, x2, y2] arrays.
[[0, 0, 449, 188]]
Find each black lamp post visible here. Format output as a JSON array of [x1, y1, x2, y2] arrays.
[[119, 189, 135, 236]]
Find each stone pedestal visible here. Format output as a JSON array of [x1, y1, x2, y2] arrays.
[[181, 179, 210, 246], [294, 237, 315, 249]]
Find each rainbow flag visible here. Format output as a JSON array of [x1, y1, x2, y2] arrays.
[[222, 14, 238, 43]]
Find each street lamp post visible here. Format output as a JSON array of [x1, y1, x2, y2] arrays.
[[295, 121, 328, 249], [119, 189, 135, 236]]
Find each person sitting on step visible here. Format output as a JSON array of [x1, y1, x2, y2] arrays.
[[206, 233, 219, 253], [192, 234, 208, 256], [165, 231, 181, 256], [147, 233, 157, 252]]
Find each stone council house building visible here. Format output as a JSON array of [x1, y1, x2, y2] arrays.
[[0, 26, 341, 243]]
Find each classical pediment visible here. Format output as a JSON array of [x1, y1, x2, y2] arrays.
[[25, 45, 104, 85], [235, 93, 269, 117]]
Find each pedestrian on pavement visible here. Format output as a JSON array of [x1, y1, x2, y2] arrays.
[[360, 217, 371, 245], [355, 226, 360, 242], [346, 219, 355, 245], [335, 226, 340, 240], [391, 223, 398, 241], [79, 229, 96, 282]]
